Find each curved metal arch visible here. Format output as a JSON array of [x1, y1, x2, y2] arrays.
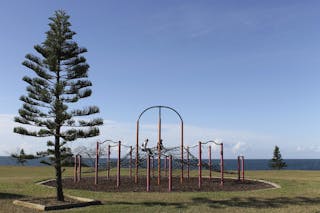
[[137, 105, 183, 123], [135, 105, 184, 184], [201, 140, 223, 146]]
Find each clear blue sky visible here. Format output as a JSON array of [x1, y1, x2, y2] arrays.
[[0, 0, 320, 158]]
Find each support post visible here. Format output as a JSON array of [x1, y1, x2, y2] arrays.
[[164, 155, 167, 177], [241, 156, 245, 182], [152, 156, 155, 178], [220, 143, 224, 186], [135, 121, 139, 184], [117, 141, 121, 188], [77, 155, 81, 182], [198, 141, 202, 189], [129, 146, 132, 179], [237, 156, 241, 181], [181, 122, 184, 184], [95, 142, 99, 185], [209, 145, 212, 180], [147, 155, 151, 192], [157, 108, 161, 185], [74, 155, 78, 183], [168, 155, 172, 192], [187, 146, 190, 180], [107, 144, 111, 180]]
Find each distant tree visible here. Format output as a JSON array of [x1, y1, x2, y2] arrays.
[[269, 146, 287, 170], [11, 149, 37, 165], [13, 10, 103, 201]]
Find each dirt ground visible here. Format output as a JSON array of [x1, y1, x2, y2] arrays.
[[44, 176, 274, 192]]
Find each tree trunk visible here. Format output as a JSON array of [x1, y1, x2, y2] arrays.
[[55, 130, 64, 201]]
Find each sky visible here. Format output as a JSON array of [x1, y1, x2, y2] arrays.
[[0, 0, 320, 158]]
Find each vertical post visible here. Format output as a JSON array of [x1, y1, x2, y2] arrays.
[[135, 121, 139, 184], [95, 142, 99, 185], [77, 155, 81, 182], [158, 107, 161, 185], [168, 155, 172, 192], [237, 156, 241, 181], [181, 121, 184, 184], [164, 155, 167, 177], [209, 145, 212, 180], [241, 156, 245, 182], [117, 141, 121, 188], [107, 144, 111, 180], [129, 146, 132, 179], [198, 141, 202, 189], [74, 155, 78, 182], [220, 143, 224, 186], [187, 146, 190, 180], [147, 155, 151, 192], [152, 156, 155, 178]]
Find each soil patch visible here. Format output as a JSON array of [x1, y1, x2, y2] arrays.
[[43, 177, 275, 192]]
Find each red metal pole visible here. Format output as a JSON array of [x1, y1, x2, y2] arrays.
[[117, 141, 121, 188], [164, 155, 167, 177], [241, 156, 245, 182], [168, 155, 172, 192], [135, 121, 139, 184], [237, 156, 240, 181], [95, 142, 99, 185], [209, 145, 212, 180], [74, 155, 77, 183], [158, 108, 161, 185], [220, 143, 224, 186], [152, 156, 155, 178], [198, 141, 202, 189], [129, 146, 132, 179], [78, 155, 81, 182], [147, 155, 151, 192], [107, 144, 110, 180], [181, 122, 184, 184], [187, 146, 190, 180]]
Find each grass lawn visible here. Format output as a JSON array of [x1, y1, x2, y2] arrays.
[[0, 166, 320, 213]]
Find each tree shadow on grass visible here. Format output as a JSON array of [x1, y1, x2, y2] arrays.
[[0, 192, 25, 200], [192, 196, 320, 209], [105, 201, 187, 209]]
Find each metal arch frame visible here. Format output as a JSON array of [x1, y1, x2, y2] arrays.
[[135, 105, 184, 184], [95, 139, 121, 185], [199, 140, 224, 186]]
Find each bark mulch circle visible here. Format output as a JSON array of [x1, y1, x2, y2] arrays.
[[43, 176, 275, 192]]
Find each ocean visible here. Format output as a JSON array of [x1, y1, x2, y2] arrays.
[[1, 156, 320, 170]]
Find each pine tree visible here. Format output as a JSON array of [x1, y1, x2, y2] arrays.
[[269, 146, 287, 170], [13, 10, 103, 201]]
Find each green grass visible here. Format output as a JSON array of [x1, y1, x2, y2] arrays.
[[0, 166, 320, 212]]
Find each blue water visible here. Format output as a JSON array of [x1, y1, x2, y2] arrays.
[[1, 156, 320, 170]]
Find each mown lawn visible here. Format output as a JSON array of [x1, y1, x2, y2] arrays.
[[0, 166, 320, 213]]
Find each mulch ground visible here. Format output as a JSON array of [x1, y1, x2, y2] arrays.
[[43, 176, 274, 192]]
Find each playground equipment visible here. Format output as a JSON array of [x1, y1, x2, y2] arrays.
[[72, 105, 247, 192], [237, 156, 245, 182], [73, 154, 82, 182], [135, 106, 184, 184]]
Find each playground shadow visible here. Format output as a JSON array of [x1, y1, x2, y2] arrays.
[[0, 192, 25, 200], [191, 196, 320, 209], [105, 196, 320, 210]]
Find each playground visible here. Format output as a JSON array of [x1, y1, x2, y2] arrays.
[[52, 106, 275, 192]]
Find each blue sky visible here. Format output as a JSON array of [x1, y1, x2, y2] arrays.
[[0, 1, 320, 158]]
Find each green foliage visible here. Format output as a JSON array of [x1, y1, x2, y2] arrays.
[[10, 149, 38, 165], [13, 10, 103, 201], [269, 145, 287, 170]]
